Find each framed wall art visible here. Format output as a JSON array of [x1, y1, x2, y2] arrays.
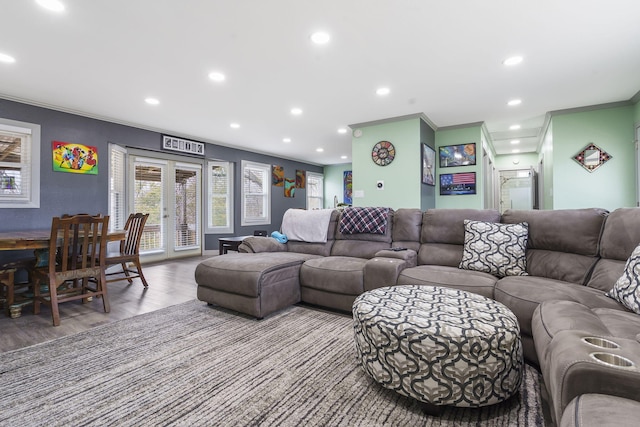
[[272, 165, 284, 186], [440, 172, 476, 196], [421, 143, 435, 186], [439, 143, 476, 168], [52, 141, 98, 175]]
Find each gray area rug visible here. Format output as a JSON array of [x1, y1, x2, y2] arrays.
[[0, 300, 545, 426]]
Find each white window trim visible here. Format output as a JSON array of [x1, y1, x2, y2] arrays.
[[241, 160, 271, 226], [108, 143, 127, 231], [206, 160, 234, 234], [0, 118, 40, 208], [306, 171, 324, 210]]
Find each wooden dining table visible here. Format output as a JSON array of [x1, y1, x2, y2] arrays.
[[0, 229, 126, 318], [0, 229, 126, 251]]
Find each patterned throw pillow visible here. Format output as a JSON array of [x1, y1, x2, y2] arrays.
[[459, 220, 529, 277], [606, 244, 640, 314]]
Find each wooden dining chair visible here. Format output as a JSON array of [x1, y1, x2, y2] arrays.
[[104, 213, 149, 287], [32, 214, 110, 326]]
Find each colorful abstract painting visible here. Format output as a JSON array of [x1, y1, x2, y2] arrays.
[[295, 170, 306, 188], [52, 141, 98, 174], [284, 178, 295, 197], [272, 165, 284, 186], [343, 170, 353, 204]]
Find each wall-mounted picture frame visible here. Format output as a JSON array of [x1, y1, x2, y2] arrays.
[[162, 135, 204, 156], [421, 143, 435, 186], [440, 172, 476, 195], [439, 143, 476, 168], [272, 165, 284, 186], [52, 141, 98, 175]]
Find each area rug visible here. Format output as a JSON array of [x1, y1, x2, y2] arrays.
[[0, 300, 546, 426]]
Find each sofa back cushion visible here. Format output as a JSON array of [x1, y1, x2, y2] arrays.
[[331, 208, 393, 258], [587, 208, 640, 292], [392, 208, 422, 252], [418, 209, 501, 267], [287, 210, 339, 257], [502, 208, 607, 285]]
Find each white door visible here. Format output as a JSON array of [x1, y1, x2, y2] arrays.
[[130, 156, 202, 262]]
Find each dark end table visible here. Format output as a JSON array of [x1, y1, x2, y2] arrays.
[[218, 236, 251, 255]]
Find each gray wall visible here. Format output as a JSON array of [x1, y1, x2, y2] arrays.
[[0, 98, 323, 251]]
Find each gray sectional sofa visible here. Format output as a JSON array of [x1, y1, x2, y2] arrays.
[[195, 207, 640, 426]]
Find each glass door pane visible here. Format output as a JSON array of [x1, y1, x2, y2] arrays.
[[174, 165, 200, 251], [133, 160, 165, 253]]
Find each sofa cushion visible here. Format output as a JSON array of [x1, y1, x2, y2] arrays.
[[502, 208, 607, 285], [391, 208, 422, 252], [606, 243, 640, 314], [418, 209, 501, 267], [459, 220, 528, 278], [495, 276, 624, 337], [300, 256, 368, 295], [397, 265, 497, 299], [561, 394, 640, 427]]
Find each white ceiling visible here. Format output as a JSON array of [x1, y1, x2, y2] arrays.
[[1, 0, 639, 165]]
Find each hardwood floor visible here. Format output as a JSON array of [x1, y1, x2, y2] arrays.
[[0, 255, 211, 353]]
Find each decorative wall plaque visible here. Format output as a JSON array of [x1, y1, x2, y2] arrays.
[[573, 143, 611, 172]]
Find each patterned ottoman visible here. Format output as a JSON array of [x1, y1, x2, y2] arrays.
[[352, 285, 523, 408]]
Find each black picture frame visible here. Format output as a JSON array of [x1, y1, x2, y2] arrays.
[[440, 172, 476, 196], [438, 143, 476, 168], [421, 143, 435, 186]]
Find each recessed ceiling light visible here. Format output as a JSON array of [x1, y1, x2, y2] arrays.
[[291, 107, 303, 115], [509, 124, 521, 130], [507, 99, 522, 106], [316, 148, 324, 152], [310, 31, 330, 45], [341, 155, 348, 160], [0, 52, 16, 63], [283, 138, 291, 143], [337, 128, 347, 134], [511, 140, 520, 144], [230, 123, 240, 129], [145, 97, 159, 105], [503, 56, 523, 66], [512, 149, 520, 153], [376, 87, 390, 96], [36, 0, 65, 12], [208, 72, 226, 82]]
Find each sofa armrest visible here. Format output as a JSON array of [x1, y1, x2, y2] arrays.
[[364, 255, 416, 292], [374, 249, 417, 267], [238, 236, 288, 253]]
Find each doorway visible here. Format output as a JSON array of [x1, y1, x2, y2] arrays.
[[129, 155, 202, 262], [498, 168, 538, 214]]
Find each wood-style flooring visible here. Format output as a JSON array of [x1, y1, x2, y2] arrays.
[[0, 255, 210, 353]]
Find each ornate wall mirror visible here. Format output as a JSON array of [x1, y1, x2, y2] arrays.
[[573, 143, 611, 172]]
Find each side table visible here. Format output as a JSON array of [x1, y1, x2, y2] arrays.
[[218, 236, 251, 255]]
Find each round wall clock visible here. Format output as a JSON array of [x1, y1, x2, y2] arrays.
[[371, 141, 395, 166]]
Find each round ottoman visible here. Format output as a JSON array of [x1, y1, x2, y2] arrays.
[[352, 285, 523, 408]]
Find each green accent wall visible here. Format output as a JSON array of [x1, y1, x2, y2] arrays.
[[551, 105, 635, 210], [435, 125, 484, 209], [323, 163, 352, 208], [351, 117, 432, 209], [494, 153, 539, 170]]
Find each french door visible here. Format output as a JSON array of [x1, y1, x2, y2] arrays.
[[129, 155, 202, 262]]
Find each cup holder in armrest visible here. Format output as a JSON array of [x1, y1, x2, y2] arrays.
[[589, 352, 635, 369], [582, 336, 620, 349]]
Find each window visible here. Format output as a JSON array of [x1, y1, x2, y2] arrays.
[[108, 143, 127, 231], [0, 118, 40, 208], [241, 160, 270, 225], [207, 161, 233, 233], [307, 172, 324, 209]]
